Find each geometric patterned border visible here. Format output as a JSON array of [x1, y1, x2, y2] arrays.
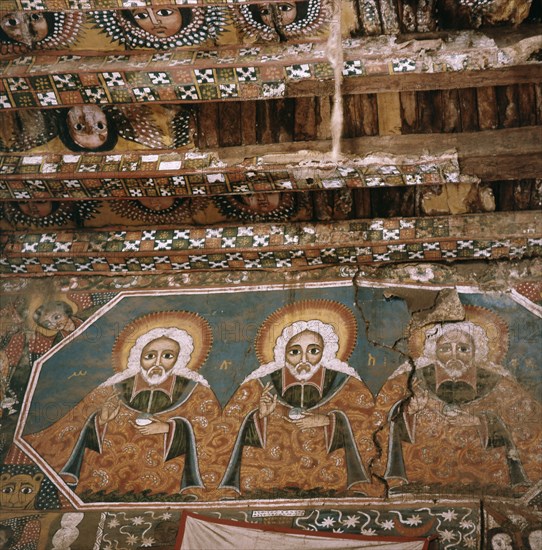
[[2, 213, 540, 275], [0, 34, 520, 109], [0, 153, 463, 198]]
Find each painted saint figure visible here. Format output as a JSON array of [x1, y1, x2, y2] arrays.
[[220, 300, 378, 497], [376, 306, 542, 493], [25, 312, 221, 497]]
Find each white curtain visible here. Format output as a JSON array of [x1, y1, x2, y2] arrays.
[[177, 513, 430, 550]]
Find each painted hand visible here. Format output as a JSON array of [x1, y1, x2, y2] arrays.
[[98, 394, 121, 425], [291, 411, 330, 429], [259, 381, 277, 419], [135, 418, 171, 435]]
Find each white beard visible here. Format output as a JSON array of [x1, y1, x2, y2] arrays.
[[285, 361, 322, 382], [435, 358, 472, 379], [141, 366, 170, 386]]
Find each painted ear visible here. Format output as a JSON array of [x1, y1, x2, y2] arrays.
[[33, 473, 44, 483], [0, 473, 11, 483]]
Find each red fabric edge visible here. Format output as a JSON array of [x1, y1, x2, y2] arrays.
[[175, 511, 436, 549]]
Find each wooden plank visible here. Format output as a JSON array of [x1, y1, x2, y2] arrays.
[[196, 103, 219, 148], [343, 95, 363, 138], [316, 96, 332, 141], [241, 102, 257, 146], [218, 102, 243, 147], [376, 92, 402, 135], [417, 91, 435, 133], [442, 89, 461, 133], [458, 88, 479, 132], [400, 91, 418, 134], [294, 97, 317, 141], [518, 83, 537, 127], [477, 86, 499, 130], [496, 85, 520, 129], [276, 99, 295, 143], [256, 101, 274, 144], [361, 94, 379, 136]]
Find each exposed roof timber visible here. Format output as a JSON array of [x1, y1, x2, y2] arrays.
[[293, 65, 542, 96], [210, 126, 542, 181]]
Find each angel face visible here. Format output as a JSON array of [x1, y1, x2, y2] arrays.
[[138, 197, 176, 211], [18, 201, 53, 218], [67, 105, 108, 151], [131, 8, 183, 37], [1, 12, 48, 46], [258, 3, 297, 27]]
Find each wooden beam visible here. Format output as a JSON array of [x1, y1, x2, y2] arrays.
[[209, 126, 542, 182], [289, 65, 542, 96]]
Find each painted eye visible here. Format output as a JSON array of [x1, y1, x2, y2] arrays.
[[74, 123, 83, 131], [144, 352, 156, 360], [156, 9, 174, 16], [308, 347, 320, 355], [53, 314, 62, 320], [1, 487, 14, 494], [259, 8, 271, 15], [4, 17, 20, 27], [279, 4, 293, 11], [459, 346, 470, 352], [134, 12, 149, 20], [288, 348, 300, 356], [163, 352, 175, 359], [30, 13, 42, 21], [21, 486, 34, 494], [95, 121, 105, 131]]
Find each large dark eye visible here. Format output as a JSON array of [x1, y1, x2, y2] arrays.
[[156, 9, 174, 16], [259, 7, 271, 16], [5, 17, 19, 27], [30, 13, 42, 21], [96, 121, 105, 130], [133, 12, 149, 20], [1, 486, 14, 494], [21, 486, 34, 494], [279, 4, 293, 12], [74, 123, 83, 131]]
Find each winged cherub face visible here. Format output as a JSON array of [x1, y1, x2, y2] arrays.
[[131, 8, 183, 37], [67, 105, 108, 151], [1, 12, 48, 46]]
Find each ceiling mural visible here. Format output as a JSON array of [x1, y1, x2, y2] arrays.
[[0, 272, 540, 548], [0, 0, 541, 547]]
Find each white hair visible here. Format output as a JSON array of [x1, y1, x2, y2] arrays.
[[103, 327, 209, 387], [416, 321, 489, 368], [244, 320, 360, 383]]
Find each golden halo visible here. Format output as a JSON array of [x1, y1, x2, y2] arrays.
[[28, 293, 80, 337], [112, 311, 212, 373], [409, 305, 509, 363], [255, 300, 357, 364]]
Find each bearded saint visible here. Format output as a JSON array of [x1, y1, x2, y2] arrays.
[[219, 300, 379, 497], [375, 306, 542, 494], [24, 312, 222, 498]]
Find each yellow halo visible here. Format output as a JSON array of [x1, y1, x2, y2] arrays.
[[112, 311, 212, 373], [408, 305, 509, 364], [255, 300, 358, 364]]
